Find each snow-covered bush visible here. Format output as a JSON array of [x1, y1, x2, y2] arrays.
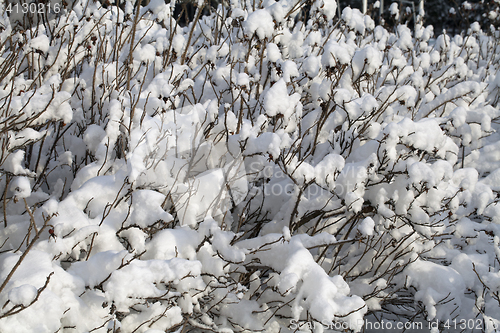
[[1, 0, 500, 332]]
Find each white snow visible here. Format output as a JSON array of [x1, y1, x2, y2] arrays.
[[8, 284, 37, 307], [358, 217, 375, 236], [244, 9, 275, 40], [266, 43, 281, 63], [28, 35, 50, 53], [405, 259, 466, 321], [9, 177, 31, 200], [390, 3, 399, 19], [263, 79, 301, 119]]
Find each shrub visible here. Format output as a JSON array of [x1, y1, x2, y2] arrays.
[[1, 0, 500, 332]]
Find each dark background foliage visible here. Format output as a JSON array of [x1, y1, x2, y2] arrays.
[[170, 0, 500, 33], [337, 0, 500, 33]]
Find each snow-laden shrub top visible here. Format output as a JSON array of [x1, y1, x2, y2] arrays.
[[1, 0, 500, 332]]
